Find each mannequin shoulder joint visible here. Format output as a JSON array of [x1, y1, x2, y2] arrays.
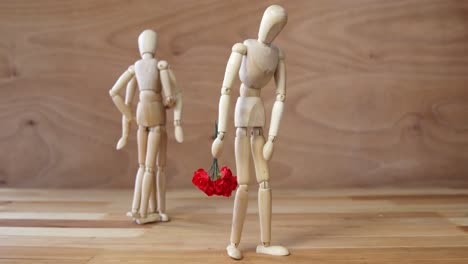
[[157, 60, 169, 70], [232, 43, 247, 55]]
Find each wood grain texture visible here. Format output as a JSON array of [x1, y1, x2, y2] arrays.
[[1, 0, 468, 188], [1, 188, 468, 263]]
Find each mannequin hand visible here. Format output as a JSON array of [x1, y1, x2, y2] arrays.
[[175, 125, 184, 143], [211, 134, 224, 158], [116, 136, 128, 150], [263, 138, 275, 161], [164, 96, 176, 108]]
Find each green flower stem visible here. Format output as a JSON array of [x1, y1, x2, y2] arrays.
[[209, 158, 219, 181], [209, 121, 220, 181]]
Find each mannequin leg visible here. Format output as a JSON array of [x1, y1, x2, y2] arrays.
[[251, 127, 289, 256], [128, 126, 147, 218], [251, 128, 271, 244], [157, 126, 169, 221], [149, 180, 157, 214], [227, 127, 250, 260], [148, 128, 161, 215], [136, 126, 161, 224]]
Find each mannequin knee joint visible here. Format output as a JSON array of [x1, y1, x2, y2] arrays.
[[236, 127, 248, 137], [259, 181, 270, 189], [252, 127, 263, 136], [150, 126, 162, 133], [238, 184, 249, 191]]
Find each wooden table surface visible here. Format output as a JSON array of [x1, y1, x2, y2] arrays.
[[0, 188, 468, 263]]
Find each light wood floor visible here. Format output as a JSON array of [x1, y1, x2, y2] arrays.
[[0, 188, 467, 263]]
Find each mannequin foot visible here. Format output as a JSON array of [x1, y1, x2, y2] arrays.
[[159, 213, 170, 222], [256, 244, 289, 256], [226, 244, 242, 260], [135, 213, 160, 224], [126, 211, 139, 218]]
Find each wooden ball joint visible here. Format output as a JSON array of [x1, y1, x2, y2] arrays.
[[211, 5, 290, 260], [109, 29, 184, 225]]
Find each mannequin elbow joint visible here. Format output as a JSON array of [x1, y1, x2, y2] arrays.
[[276, 94, 286, 102], [221, 86, 232, 95]]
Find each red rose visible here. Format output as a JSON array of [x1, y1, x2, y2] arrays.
[[225, 175, 237, 190], [192, 169, 215, 196], [192, 166, 238, 197], [213, 178, 225, 196], [192, 169, 208, 186], [219, 166, 238, 197], [194, 123, 239, 197], [221, 167, 237, 188], [220, 166, 232, 178], [204, 182, 215, 196], [230, 176, 238, 191]]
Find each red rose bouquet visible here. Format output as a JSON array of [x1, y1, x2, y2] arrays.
[[192, 123, 238, 197]]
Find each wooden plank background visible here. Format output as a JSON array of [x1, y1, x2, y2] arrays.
[[0, 0, 468, 189]]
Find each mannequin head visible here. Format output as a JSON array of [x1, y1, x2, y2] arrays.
[[258, 5, 288, 45], [138, 29, 157, 58]]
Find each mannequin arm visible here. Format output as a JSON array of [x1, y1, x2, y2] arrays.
[[109, 66, 135, 120], [217, 43, 246, 134], [158, 60, 176, 108], [264, 50, 286, 161], [125, 76, 137, 106], [212, 43, 247, 158], [116, 76, 137, 150], [168, 68, 184, 143]]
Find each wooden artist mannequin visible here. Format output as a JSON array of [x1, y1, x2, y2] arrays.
[[211, 5, 289, 260], [109, 29, 183, 224]]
